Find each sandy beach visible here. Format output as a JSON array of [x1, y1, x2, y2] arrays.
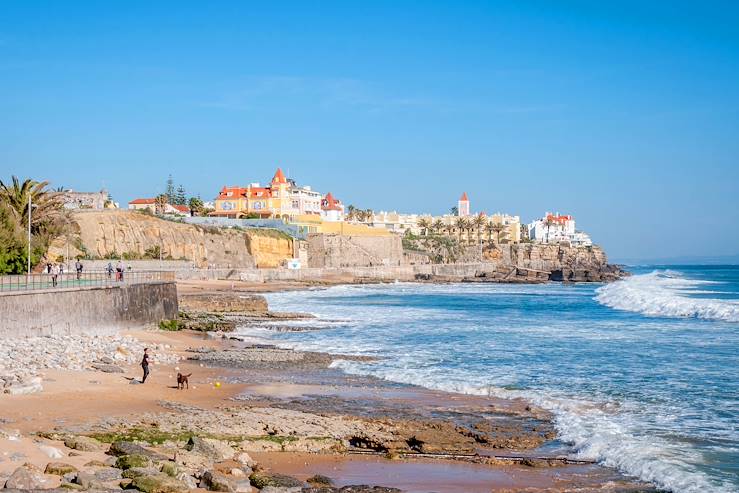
[[0, 282, 660, 492]]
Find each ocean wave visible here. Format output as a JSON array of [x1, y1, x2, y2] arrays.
[[595, 270, 739, 322]]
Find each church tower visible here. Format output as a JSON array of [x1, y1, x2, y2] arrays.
[[458, 192, 470, 217]]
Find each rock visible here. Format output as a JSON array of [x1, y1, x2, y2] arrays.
[[179, 294, 268, 314], [45, 462, 78, 475], [90, 363, 125, 373], [115, 454, 153, 470], [122, 467, 161, 479], [248, 471, 303, 489], [234, 452, 255, 468], [131, 472, 188, 493], [185, 436, 235, 461], [307, 475, 334, 486], [73, 471, 96, 489], [201, 470, 237, 492], [65, 435, 104, 452], [260, 487, 301, 493], [93, 467, 123, 481], [109, 440, 168, 460], [176, 472, 199, 490], [39, 444, 65, 459], [59, 481, 85, 490], [84, 460, 109, 467], [4, 465, 50, 489], [4, 377, 43, 395], [159, 461, 178, 477]]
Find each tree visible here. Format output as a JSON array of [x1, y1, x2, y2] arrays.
[[485, 222, 495, 243], [417, 217, 431, 236], [175, 185, 187, 206], [450, 206, 459, 216], [165, 175, 175, 203], [472, 213, 486, 244], [455, 217, 468, 243], [544, 217, 555, 243], [155, 194, 168, 215], [188, 196, 204, 216], [346, 204, 356, 221], [432, 219, 444, 235], [491, 223, 507, 244]]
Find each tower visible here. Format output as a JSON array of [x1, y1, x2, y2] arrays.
[[270, 167, 290, 216], [458, 192, 470, 217]]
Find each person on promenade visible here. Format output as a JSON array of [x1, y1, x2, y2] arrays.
[[106, 262, 114, 279], [75, 260, 83, 280], [116, 260, 124, 281], [50, 263, 59, 287], [46, 263, 52, 274], [141, 348, 150, 383]]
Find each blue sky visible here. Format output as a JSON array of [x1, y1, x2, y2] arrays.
[[1, 1, 738, 260]]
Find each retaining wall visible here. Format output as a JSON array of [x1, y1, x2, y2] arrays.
[[0, 282, 178, 337]]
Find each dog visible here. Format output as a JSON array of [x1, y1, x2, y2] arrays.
[[176, 372, 192, 390]]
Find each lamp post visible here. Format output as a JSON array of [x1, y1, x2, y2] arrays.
[[27, 194, 32, 276]]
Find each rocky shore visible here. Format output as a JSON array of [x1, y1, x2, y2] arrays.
[[0, 284, 658, 493]]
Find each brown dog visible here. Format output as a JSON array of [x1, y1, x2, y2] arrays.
[[177, 372, 192, 390]]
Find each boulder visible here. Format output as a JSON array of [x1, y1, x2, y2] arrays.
[[201, 470, 236, 492], [90, 363, 125, 373], [307, 475, 334, 486], [234, 452, 255, 468], [260, 487, 301, 493], [131, 473, 188, 493], [65, 435, 104, 452], [159, 461, 178, 478], [122, 467, 161, 479], [45, 462, 78, 476], [115, 454, 153, 470], [176, 472, 199, 490], [93, 467, 123, 482], [185, 436, 235, 461], [4, 465, 50, 489], [248, 471, 303, 489], [108, 440, 168, 460]]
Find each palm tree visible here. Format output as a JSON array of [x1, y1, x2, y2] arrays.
[[472, 213, 486, 244], [491, 223, 507, 244], [154, 194, 168, 215], [417, 217, 431, 236], [346, 204, 356, 221], [0, 176, 63, 229], [544, 216, 555, 243], [455, 217, 468, 243], [484, 222, 495, 244], [432, 219, 444, 236]]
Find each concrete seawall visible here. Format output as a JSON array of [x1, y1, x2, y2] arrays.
[[0, 282, 178, 337]]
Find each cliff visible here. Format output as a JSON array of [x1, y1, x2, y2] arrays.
[[48, 210, 294, 268]]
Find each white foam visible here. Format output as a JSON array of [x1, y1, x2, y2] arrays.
[[595, 270, 739, 322]]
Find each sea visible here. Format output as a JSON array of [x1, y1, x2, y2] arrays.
[[242, 266, 739, 493]]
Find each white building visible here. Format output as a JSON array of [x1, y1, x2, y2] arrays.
[[58, 189, 112, 210], [320, 192, 345, 222], [367, 211, 422, 234], [528, 212, 592, 246], [128, 198, 191, 217], [290, 185, 322, 216]]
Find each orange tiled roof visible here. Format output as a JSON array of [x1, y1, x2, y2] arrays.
[[272, 168, 287, 184], [172, 205, 190, 213], [321, 192, 343, 211], [460, 192, 469, 201], [129, 198, 156, 204]]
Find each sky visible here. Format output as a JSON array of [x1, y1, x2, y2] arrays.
[[1, 1, 738, 261]]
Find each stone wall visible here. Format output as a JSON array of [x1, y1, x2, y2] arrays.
[[307, 234, 404, 268], [0, 282, 178, 337]]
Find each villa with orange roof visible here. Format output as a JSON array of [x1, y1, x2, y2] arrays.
[[528, 212, 592, 246]]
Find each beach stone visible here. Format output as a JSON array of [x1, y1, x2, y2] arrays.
[[4, 464, 50, 489], [306, 475, 334, 486], [90, 363, 124, 373], [122, 467, 160, 479], [131, 472, 188, 493], [39, 444, 65, 459], [201, 470, 237, 491], [176, 472, 199, 490], [248, 471, 303, 489], [115, 454, 153, 470], [93, 467, 123, 481], [159, 461, 178, 477], [234, 452, 255, 468], [259, 487, 301, 493], [186, 436, 235, 461], [109, 440, 168, 460], [45, 462, 78, 475], [59, 481, 85, 490], [65, 435, 104, 452]]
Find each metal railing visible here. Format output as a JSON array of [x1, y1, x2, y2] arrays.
[[0, 270, 175, 293]]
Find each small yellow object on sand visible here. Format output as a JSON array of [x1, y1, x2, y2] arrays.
[[215, 382, 221, 388]]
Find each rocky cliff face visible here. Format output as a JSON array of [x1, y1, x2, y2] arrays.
[[49, 211, 293, 268]]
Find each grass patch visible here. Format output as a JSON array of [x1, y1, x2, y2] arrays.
[[158, 319, 179, 331]]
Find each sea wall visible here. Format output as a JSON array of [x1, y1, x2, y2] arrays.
[[307, 233, 404, 268], [0, 282, 178, 337]]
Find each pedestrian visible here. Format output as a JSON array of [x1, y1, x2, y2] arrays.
[[59, 263, 64, 275], [116, 260, 124, 281], [106, 262, 114, 279], [75, 259, 83, 280], [50, 263, 59, 287], [46, 263, 52, 274], [141, 348, 150, 383]]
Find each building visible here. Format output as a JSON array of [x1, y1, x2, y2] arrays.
[[435, 212, 521, 244], [457, 192, 470, 217], [58, 189, 112, 210], [320, 192, 345, 222], [528, 212, 592, 246], [128, 198, 191, 217], [212, 168, 323, 220], [365, 211, 422, 234]]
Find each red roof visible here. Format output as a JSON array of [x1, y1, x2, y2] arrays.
[[271, 168, 287, 184], [321, 192, 343, 211], [247, 187, 271, 198], [129, 198, 156, 204], [217, 186, 247, 199], [172, 205, 190, 213], [546, 213, 573, 224], [459, 192, 469, 201]]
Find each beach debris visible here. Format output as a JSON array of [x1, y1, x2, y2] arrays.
[[38, 444, 64, 458]]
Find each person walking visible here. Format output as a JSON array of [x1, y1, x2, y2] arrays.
[[75, 259, 83, 280], [50, 263, 59, 287], [106, 262, 114, 279], [141, 348, 150, 383], [116, 260, 124, 281]]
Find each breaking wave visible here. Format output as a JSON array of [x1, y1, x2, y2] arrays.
[[595, 270, 739, 322]]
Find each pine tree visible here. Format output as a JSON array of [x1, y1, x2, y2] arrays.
[[175, 185, 186, 205], [165, 175, 175, 203]]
